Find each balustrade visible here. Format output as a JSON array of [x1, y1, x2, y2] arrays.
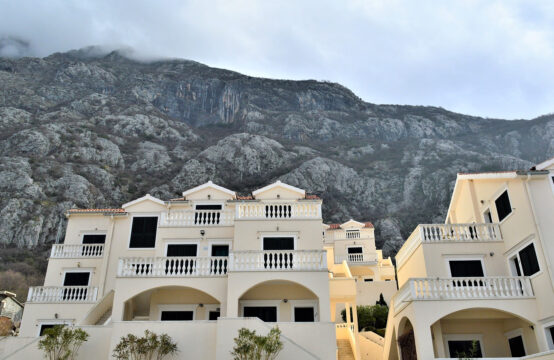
[[230, 250, 326, 271], [50, 244, 104, 258], [236, 203, 321, 219], [118, 256, 228, 277], [419, 223, 501, 242], [160, 210, 234, 227], [27, 286, 98, 303]]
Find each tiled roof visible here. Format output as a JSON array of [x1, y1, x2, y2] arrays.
[[169, 197, 185, 201], [67, 208, 125, 213], [304, 194, 320, 200], [363, 222, 374, 228], [236, 195, 254, 200]]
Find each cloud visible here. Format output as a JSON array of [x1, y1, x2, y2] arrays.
[[0, 0, 553, 119]]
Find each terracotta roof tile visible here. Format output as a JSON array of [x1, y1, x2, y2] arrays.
[[236, 195, 254, 200], [328, 223, 341, 229], [68, 208, 125, 213], [169, 197, 185, 201], [363, 222, 374, 228], [304, 194, 320, 200]]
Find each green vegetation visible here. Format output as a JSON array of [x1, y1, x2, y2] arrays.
[[341, 304, 389, 336], [0, 244, 48, 300], [231, 327, 283, 360], [112, 330, 178, 360], [38, 325, 89, 360]]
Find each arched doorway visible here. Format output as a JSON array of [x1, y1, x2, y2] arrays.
[[398, 317, 417, 360]]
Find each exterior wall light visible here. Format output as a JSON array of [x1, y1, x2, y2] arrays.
[[283, 299, 288, 303], [198, 304, 204, 307], [200, 230, 205, 236]]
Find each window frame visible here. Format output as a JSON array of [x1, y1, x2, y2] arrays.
[[347, 246, 364, 254], [62, 269, 92, 286], [482, 208, 493, 224], [164, 241, 200, 257], [289, 300, 319, 322], [127, 214, 159, 250], [260, 233, 297, 251], [444, 255, 486, 277], [203, 304, 221, 321], [507, 239, 542, 279], [240, 300, 281, 322], [80, 232, 107, 244], [36, 320, 73, 337], [158, 304, 197, 321], [504, 328, 527, 356], [543, 320, 554, 350], [209, 240, 232, 256], [443, 334, 484, 357], [494, 188, 514, 224], [193, 202, 225, 210]]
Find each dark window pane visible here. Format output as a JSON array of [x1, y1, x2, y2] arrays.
[[495, 190, 512, 221], [82, 234, 106, 244], [509, 336, 526, 357], [209, 311, 220, 320], [243, 306, 277, 322], [294, 307, 315, 322], [39, 324, 58, 336], [348, 247, 363, 254], [161, 311, 193, 321], [195, 204, 222, 210], [513, 257, 522, 276], [63, 272, 90, 286], [211, 245, 229, 256], [449, 260, 484, 277], [364, 278, 373, 282], [263, 237, 294, 250], [549, 327, 554, 344], [129, 217, 158, 248], [167, 244, 197, 257], [484, 210, 493, 223], [519, 244, 540, 276], [448, 340, 482, 357]]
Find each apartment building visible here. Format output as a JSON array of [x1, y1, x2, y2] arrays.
[[383, 158, 554, 359], [0, 180, 397, 360]]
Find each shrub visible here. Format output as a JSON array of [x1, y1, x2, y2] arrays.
[[38, 325, 89, 360], [231, 327, 283, 360], [341, 304, 389, 334], [112, 330, 178, 360]]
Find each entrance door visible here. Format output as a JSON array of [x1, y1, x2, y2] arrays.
[[294, 307, 315, 322], [263, 237, 294, 269], [508, 335, 526, 357], [63, 272, 90, 300], [211, 245, 229, 274], [243, 306, 277, 322], [165, 244, 197, 275]]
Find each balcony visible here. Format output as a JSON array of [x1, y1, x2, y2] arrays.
[[159, 209, 234, 227], [395, 276, 534, 304], [118, 256, 228, 277], [417, 223, 501, 243], [334, 253, 378, 264], [50, 244, 104, 258], [236, 202, 321, 220], [229, 250, 327, 271], [27, 286, 98, 303]]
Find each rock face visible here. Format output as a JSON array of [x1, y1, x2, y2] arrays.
[[0, 47, 553, 255]]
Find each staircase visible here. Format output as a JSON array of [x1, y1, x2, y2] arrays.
[[337, 339, 355, 360], [94, 307, 112, 325]]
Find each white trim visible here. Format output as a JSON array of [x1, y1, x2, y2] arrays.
[[127, 214, 159, 250], [542, 320, 554, 350], [443, 255, 486, 277], [240, 300, 281, 322], [340, 219, 365, 229], [164, 241, 200, 256], [158, 304, 197, 321], [122, 194, 164, 208], [62, 269, 92, 286], [260, 233, 297, 250], [36, 319, 74, 337], [505, 328, 527, 356], [506, 238, 542, 278], [289, 300, 319, 322], [535, 157, 554, 171], [443, 333, 484, 357], [252, 180, 305, 197], [458, 172, 518, 180], [182, 181, 236, 199]]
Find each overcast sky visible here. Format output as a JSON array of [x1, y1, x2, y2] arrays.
[[1, 0, 553, 119]]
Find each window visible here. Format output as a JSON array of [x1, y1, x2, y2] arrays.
[[510, 242, 540, 276], [448, 260, 484, 277], [243, 306, 277, 322], [447, 340, 483, 357], [160, 311, 193, 321], [546, 325, 554, 350], [166, 244, 197, 257], [508, 336, 526, 357], [63, 272, 90, 286], [263, 237, 294, 250], [364, 278, 374, 282], [347, 247, 363, 254], [211, 245, 229, 256], [195, 204, 222, 210], [483, 209, 492, 224], [294, 307, 315, 322], [208, 311, 220, 320], [129, 217, 158, 248], [194, 204, 222, 224], [39, 324, 58, 336], [345, 230, 360, 239], [495, 190, 512, 221], [82, 234, 106, 244]]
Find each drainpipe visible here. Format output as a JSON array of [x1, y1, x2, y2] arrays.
[[523, 174, 554, 292]]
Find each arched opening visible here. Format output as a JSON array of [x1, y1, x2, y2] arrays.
[[238, 280, 319, 323], [397, 317, 417, 360], [123, 286, 221, 321], [431, 308, 538, 358]]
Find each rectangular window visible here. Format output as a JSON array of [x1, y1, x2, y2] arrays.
[[519, 243, 540, 276], [449, 260, 484, 277], [347, 247, 363, 254], [508, 335, 526, 357], [294, 307, 315, 322], [129, 217, 158, 248], [364, 278, 373, 282], [63, 272, 90, 286], [495, 190, 512, 221], [447, 340, 483, 357], [160, 311, 193, 321], [39, 324, 58, 336], [208, 311, 220, 320], [243, 306, 277, 322], [483, 209, 492, 224], [263, 237, 294, 250], [548, 326, 554, 349], [211, 245, 229, 256], [166, 244, 197, 257], [82, 234, 106, 244]]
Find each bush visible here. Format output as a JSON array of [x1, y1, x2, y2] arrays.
[[38, 325, 89, 360], [341, 304, 389, 334], [112, 330, 178, 360], [231, 327, 283, 360]]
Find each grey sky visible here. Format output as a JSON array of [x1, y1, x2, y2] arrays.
[[1, 0, 553, 119]]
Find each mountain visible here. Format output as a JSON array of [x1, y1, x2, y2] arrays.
[[1, 47, 553, 259]]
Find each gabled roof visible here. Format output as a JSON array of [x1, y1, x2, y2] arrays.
[[326, 220, 374, 230], [534, 156, 554, 171], [182, 181, 236, 199], [341, 219, 366, 228], [122, 194, 165, 208], [252, 180, 305, 197]]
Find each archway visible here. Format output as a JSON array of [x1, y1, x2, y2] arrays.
[[397, 317, 417, 360]]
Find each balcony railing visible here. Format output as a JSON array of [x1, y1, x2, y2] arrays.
[[160, 210, 234, 227], [27, 286, 98, 303], [236, 203, 321, 220], [50, 244, 104, 258], [229, 250, 327, 271], [335, 253, 378, 264], [118, 256, 228, 277], [401, 276, 533, 302]]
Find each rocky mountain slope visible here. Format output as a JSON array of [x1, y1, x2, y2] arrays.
[[1, 48, 553, 258]]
